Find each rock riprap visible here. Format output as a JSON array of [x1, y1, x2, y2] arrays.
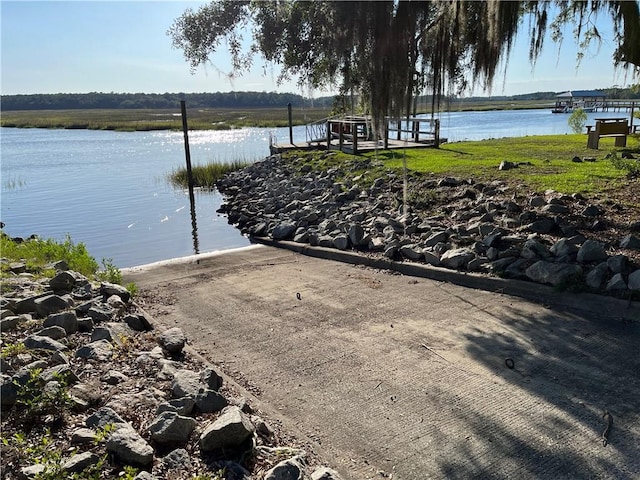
[[0, 263, 341, 479], [216, 153, 640, 296]]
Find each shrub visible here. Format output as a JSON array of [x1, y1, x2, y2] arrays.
[[568, 108, 587, 134]]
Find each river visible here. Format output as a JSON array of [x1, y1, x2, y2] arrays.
[[0, 108, 633, 268]]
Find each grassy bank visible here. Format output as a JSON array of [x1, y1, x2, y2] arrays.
[[0, 107, 333, 131], [168, 160, 252, 189], [289, 134, 640, 200]]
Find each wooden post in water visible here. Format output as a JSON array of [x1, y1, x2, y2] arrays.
[[630, 101, 635, 133], [288, 103, 293, 144], [180, 101, 199, 255]]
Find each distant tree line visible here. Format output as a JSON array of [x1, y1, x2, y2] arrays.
[[0, 91, 335, 111]]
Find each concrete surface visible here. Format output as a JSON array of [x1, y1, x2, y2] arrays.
[[124, 244, 640, 479]]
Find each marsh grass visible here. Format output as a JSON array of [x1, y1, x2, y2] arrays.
[[0, 107, 333, 131], [169, 160, 254, 189]]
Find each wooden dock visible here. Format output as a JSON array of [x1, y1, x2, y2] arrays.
[[270, 115, 442, 155]]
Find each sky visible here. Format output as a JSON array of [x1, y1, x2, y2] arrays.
[[1, 0, 636, 98]]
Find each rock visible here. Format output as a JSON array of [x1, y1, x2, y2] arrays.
[[585, 263, 609, 290], [107, 294, 127, 311], [424, 231, 447, 247], [20, 464, 46, 478], [23, 335, 67, 352], [440, 248, 475, 270], [101, 369, 129, 385], [529, 196, 546, 207], [43, 311, 78, 334], [148, 411, 197, 445], [1, 374, 18, 408], [423, 251, 441, 266], [347, 223, 365, 246], [195, 388, 228, 413], [628, 270, 640, 291], [498, 160, 517, 171], [525, 261, 583, 287], [49, 270, 86, 292], [264, 456, 305, 480], [333, 234, 349, 250], [33, 294, 69, 317], [520, 239, 550, 260], [100, 282, 131, 303], [62, 451, 100, 474], [607, 255, 627, 274], [71, 428, 98, 444], [87, 303, 115, 323], [582, 205, 604, 217], [106, 426, 154, 466], [160, 448, 192, 471], [399, 245, 423, 261], [159, 327, 186, 354], [312, 467, 344, 480], [1, 315, 23, 332], [606, 273, 627, 291], [527, 217, 555, 234], [35, 325, 68, 340], [157, 397, 196, 416], [272, 222, 297, 240], [75, 339, 113, 361], [123, 313, 153, 331], [620, 234, 640, 250], [550, 238, 578, 258], [86, 406, 127, 429], [577, 239, 608, 263], [201, 367, 223, 391], [171, 369, 201, 398], [199, 406, 255, 452], [542, 203, 569, 214]]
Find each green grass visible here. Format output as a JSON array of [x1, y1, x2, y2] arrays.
[[0, 234, 100, 277], [371, 134, 640, 194], [169, 160, 254, 189]]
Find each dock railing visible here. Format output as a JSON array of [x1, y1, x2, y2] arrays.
[[385, 117, 440, 148]]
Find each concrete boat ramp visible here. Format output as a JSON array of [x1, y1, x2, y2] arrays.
[[123, 244, 640, 479]]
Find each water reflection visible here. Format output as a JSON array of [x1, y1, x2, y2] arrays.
[[189, 187, 199, 255]]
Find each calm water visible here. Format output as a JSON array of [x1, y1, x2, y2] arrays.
[[1, 108, 633, 267]]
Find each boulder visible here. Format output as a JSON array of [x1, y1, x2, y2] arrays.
[[43, 311, 78, 334], [585, 263, 609, 290], [199, 406, 254, 452], [620, 234, 640, 250], [62, 451, 100, 474], [605, 273, 627, 291], [34, 295, 69, 317], [577, 239, 608, 263], [148, 411, 197, 445], [106, 426, 154, 466], [525, 261, 582, 287], [23, 335, 67, 352], [159, 327, 186, 354], [264, 456, 305, 480], [440, 248, 475, 270], [628, 270, 640, 291], [75, 339, 113, 361], [100, 282, 131, 303]]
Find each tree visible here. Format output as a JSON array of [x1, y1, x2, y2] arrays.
[[168, 1, 640, 134]]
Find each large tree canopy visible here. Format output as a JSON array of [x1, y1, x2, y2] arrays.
[[169, 0, 640, 132]]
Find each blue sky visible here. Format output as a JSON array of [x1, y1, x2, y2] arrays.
[[1, 0, 635, 97]]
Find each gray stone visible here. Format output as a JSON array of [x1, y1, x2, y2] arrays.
[[424, 231, 447, 247], [40, 363, 78, 384], [1, 315, 23, 332], [628, 270, 640, 291], [199, 406, 255, 451], [399, 245, 423, 261], [333, 234, 349, 250], [520, 239, 550, 260], [62, 451, 100, 474], [87, 303, 115, 323], [100, 282, 131, 303], [422, 251, 441, 266], [607, 255, 627, 274], [160, 448, 192, 470], [577, 239, 608, 263], [201, 368, 223, 390], [43, 310, 78, 334], [498, 160, 517, 171], [20, 464, 46, 478], [312, 467, 344, 480], [1, 374, 18, 407], [102, 369, 129, 385], [606, 273, 627, 291], [107, 294, 127, 311], [106, 426, 154, 466], [157, 397, 195, 416], [347, 223, 365, 246], [35, 325, 68, 340], [582, 205, 604, 217], [49, 270, 86, 292], [585, 263, 609, 290], [171, 369, 201, 398], [77, 317, 94, 332], [482, 229, 503, 248], [525, 261, 582, 287], [148, 411, 197, 445], [542, 203, 569, 214], [75, 339, 112, 361], [440, 248, 475, 270], [272, 222, 297, 240], [550, 238, 578, 258], [527, 217, 555, 234], [123, 313, 153, 332], [264, 456, 305, 480], [620, 234, 640, 250], [23, 335, 67, 352], [86, 406, 127, 429], [71, 427, 98, 444], [529, 196, 546, 207], [195, 388, 228, 413], [34, 294, 69, 317], [159, 327, 186, 354]]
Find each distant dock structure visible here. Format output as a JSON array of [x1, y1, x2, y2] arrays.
[[552, 90, 638, 114], [270, 115, 444, 155]]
